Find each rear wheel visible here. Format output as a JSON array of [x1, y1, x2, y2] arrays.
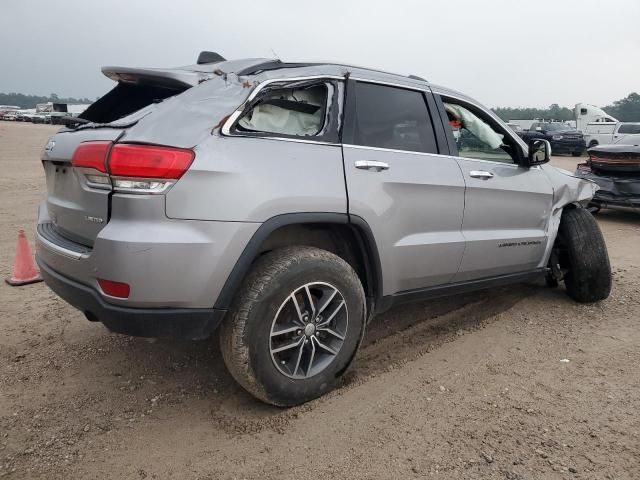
[[588, 140, 599, 149], [553, 207, 611, 302], [219, 246, 366, 406]]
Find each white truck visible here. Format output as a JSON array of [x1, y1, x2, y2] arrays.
[[573, 103, 640, 148]]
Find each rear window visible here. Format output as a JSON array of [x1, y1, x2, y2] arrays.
[[80, 83, 188, 124], [618, 124, 640, 134], [348, 82, 437, 153]]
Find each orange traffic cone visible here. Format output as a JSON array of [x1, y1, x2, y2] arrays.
[[6, 230, 43, 286]]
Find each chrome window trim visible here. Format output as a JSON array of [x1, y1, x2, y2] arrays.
[[343, 143, 440, 157]]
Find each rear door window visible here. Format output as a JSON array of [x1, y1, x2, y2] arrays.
[[618, 123, 640, 134], [233, 81, 338, 140], [347, 82, 438, 154]]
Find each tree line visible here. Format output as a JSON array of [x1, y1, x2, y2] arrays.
[[2, 90, 640, 122], [0, 92, 94, 108], [493, 92, 640, 123]]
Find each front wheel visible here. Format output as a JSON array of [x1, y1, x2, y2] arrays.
[[571, 151, 583, 157], [219, 246, 366, 406], [555, 207, 611, 302]]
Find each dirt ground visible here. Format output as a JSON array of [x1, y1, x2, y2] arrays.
[[0, 121, 638, 480]]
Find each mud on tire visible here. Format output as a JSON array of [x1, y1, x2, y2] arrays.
[[219, 246, 366, 407], [557, 207, 611, 303]]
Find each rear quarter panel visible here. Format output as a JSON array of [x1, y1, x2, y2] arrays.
[[166, 136, 347, 221]]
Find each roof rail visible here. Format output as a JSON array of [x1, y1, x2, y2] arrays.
[[236, 60, 429, 84]]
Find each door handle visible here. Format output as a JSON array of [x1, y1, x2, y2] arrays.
[[469, 170, 494, 179], [355, 160, 390, 172]]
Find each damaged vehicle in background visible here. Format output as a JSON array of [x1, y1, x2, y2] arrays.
[[35, 51, 612, 407], [576, 144, 640, 213]]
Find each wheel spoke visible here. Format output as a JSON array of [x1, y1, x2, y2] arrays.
[[314, 337, 338, 356], [316, 287, 338, 316], [271, 325, 300, 337], [317, 327, 345, 341], [289, 294, 305, 326], [306, 338, 316, 376], [292, 342, 305, 376], [271, 337, 303, 354], [317, 300, 345, 327], [304, 285, 316, 317]]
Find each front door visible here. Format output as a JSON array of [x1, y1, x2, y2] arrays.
[[435, 94, 554, 282], [342, 80, 466, 295]]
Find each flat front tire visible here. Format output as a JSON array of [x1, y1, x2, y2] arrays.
[[557, 207, 611, 303], [219, 246, 366, 406]]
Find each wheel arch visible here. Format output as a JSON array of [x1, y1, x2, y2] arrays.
[[213, 213, 383, 314]]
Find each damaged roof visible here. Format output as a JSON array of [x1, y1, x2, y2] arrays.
[[103, 57, 431, 91]]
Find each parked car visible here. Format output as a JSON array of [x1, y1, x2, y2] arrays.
[[506, 122, 524, 137], [520, 122, 586, 156], [35, 53, 611, 406], [575, 144, 640, 212], [584, 122, 640, 149], [0, 111, 18, 121]]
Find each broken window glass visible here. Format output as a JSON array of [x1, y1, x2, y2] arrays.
[[237, 84, 328, 137]]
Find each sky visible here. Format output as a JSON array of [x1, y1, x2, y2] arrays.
[[1, 0, 639, 108]]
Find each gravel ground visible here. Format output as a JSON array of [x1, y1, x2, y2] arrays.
[[0, 121, 638, 479]]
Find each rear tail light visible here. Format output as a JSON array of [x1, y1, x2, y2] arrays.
[[71, 141, 110, 173], [71, 142, 194, 194], [97, 278, 130, 298], [108, 144, 194, 179]]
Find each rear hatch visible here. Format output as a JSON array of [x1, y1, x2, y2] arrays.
[[42, 67, 197, 246]]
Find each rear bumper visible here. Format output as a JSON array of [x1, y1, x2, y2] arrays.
[[37, 257, 226, 339], [35, 197, 260, 309]]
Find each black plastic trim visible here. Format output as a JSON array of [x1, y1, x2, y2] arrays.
[[213, 213, 383, 311], [424, 90, 449, 155], [432, 92, 459, 156], [376, 269, 546, 313], [37, 257, 225, 340]]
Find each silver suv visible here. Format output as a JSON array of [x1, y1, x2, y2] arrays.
[[36, 52, 611, 406]]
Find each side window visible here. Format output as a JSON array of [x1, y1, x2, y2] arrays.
[[443, 99, 518, 164], [618, 123, 640, 134], [235, 83, 329, 137], [350, 82, 438, 153]]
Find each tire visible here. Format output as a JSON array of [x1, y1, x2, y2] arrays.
[[557, 208, 611, 303], [571, 152, 582, 157], [219, 246, 366, 406], [588, 140, 598, 149]]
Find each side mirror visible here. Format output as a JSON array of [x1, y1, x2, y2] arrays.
[[527, 139, 551, 166]]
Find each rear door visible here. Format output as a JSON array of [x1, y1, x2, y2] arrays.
[[614, 123, 640, 145], [434, 93, 554, 281], [342, 80, 466, 295]]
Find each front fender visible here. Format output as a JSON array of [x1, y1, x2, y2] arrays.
[[538, 165, 598, 268]]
